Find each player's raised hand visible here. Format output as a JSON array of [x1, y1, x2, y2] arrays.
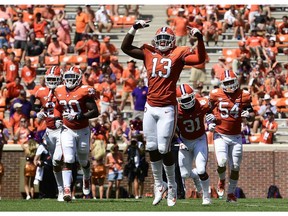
[[36, 111, 47, 120], [133, 20, 151, 30], [187, 26, 202, 38]]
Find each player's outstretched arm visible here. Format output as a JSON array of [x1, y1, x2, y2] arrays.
[[184, 27, 206, 66], [121, 20, 151, 60]]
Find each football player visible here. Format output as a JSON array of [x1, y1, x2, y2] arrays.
[[209, 70, 253, 202], [176, 84, 214, 205], [54, 66, 99, 202], [34, 66, 64, 201], [121, 20, 206, 206]]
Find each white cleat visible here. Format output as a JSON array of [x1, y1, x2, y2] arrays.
[[83, 178, 91, 195], [57, 190, 64, 202], [152, 182, 168, 205], [202, 197, 212, 205], [167, 184, 177, 207], [26, 195, 31, 200]]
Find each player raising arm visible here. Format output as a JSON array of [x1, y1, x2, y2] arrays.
[[121, 20, 206, 206]]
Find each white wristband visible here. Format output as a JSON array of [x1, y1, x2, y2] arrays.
[[128, 27, 136, 36]]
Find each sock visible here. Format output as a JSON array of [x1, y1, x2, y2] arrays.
[[150, 160, 163, 187], [82, 165, 91, 180], [54, 171, 63, 192], [227, 178, 238, 194], [62, 169, 72, 189], [219, 171, 226, 180], [163, 164, 176, 187], [201, 178, 210, 199]]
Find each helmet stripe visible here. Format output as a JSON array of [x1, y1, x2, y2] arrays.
[[180, 84, 186, 95], [224, 70, 230, 78], [50, 66, 56, 74], [161, 27, 167, 32]]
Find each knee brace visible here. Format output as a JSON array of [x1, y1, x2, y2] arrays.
[[217, 166, 226, 175], [52, 159, 63, 168], [62, 162, 73, 170], [198, 172, 209, 181], [230, 170, 239, 180]]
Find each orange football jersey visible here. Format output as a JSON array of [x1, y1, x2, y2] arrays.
[[141, 44, 194, 107], [177, 97, 210, 140], [209, 88, 251, 135], [259, 119, 278, 144], [35, 87, 57, 129], [54, 84, 97, 130]]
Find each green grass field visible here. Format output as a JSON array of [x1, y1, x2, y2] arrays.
[[0, 197, 288, 211]]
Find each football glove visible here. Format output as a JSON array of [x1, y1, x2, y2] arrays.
[[63, 112, 76, 121], [133, 20, 151, 30], [206, 113, 216, 123], [55, 120, 63, 129], [208, 123, 216, 132], [187, 26, 202, 38], [36, 111, 47, 120], [241, 110, 250, 118], [179, 143, 189, 151]]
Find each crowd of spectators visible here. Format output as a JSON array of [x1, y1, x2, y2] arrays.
[[0, 4, 288, 199]]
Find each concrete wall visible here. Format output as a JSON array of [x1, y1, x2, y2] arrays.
[[1, 144, 288, 199]]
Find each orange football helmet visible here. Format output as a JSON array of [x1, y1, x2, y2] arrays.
[[63, 66, 82, 89], [176, 84, 195, 109], [220, 70, 239, 93], [153, 27, 176, 52], [45, 66, 62, 89]]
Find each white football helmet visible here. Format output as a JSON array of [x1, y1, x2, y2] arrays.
[[176, 84, 195, 109], [63, 66, 82, 89], [220, 70, 239, 93], [153, 27, 176, 52], [45, 66, 62, 89]]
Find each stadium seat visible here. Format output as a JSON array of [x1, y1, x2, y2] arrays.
[[111, 15, 124, 28], [222, 48, 237, 63], [25, 56, 39, 68], [44, 56, 59, 67], [59, 55, 87, 64], [249, 134, 261, 143], [8, 48, 22, 61]]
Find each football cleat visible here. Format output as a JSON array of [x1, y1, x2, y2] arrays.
[[83, 178, 91, 196], [219, 70, 239, 93], [217, 179, 225, 199], [176, 84, 196, 109], [26, 195, 31, 200], [57, 189, 64, 202], [152, 182, 168, 205], [167, 184, 177, 207], [63, 187, 72, 202], [153, 27, 176, 52], [202, 197, 212, 205], [226, 193, 237, 203]]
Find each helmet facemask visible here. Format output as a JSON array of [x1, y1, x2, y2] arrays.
[[64, 72, 81, 89], [154, 34, 175, 52], [45, 75, 61, 89], [177, 93, 196, 109], [221, 78, 239, 93]]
